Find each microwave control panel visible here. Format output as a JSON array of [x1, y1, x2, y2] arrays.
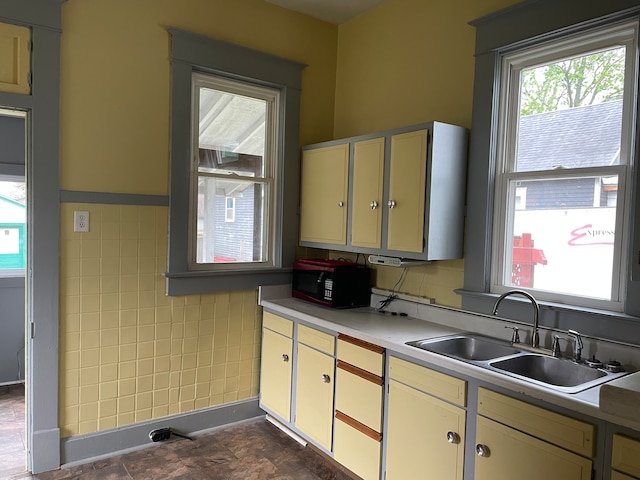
[[323, 278, 333, 301]]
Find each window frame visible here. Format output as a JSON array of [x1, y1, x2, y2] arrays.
[[460, 1, 640, 342], [490, 21, 637, 311], [166, 29, 304, 295], [190, 72, 279, 271]]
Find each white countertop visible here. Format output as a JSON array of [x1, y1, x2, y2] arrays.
[[261, 296, 640, 431]]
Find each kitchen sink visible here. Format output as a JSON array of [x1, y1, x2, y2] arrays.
[[405, 333, 629, 393], [489, 354, 610, 392], [406, 334, 522, 361]]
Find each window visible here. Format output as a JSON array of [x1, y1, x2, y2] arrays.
[[491, 22, 637, 311], [166, 29, 304, 295], [224, 197, 236, 223], [463, 2, 640, 333], [191, 73, 278, 267], [0, 177, 26, 277]]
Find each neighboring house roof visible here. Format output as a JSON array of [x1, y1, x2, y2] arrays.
[[516, 99, 622, 171]]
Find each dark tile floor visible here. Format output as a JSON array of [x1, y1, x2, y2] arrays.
[[0, 383, 26, 479], [0, 386, 356, 480]]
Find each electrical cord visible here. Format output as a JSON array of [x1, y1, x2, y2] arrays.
[[377, 267, 407, 312]]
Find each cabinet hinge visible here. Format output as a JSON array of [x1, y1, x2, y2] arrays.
[[27, 71, 32, 86]]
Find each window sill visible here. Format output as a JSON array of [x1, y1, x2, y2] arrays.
[[164, 268, 292, 296], [456, 288, 638, 321]]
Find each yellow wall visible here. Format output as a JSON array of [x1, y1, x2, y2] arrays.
[[331, 0, 521, 308], [59, 0, 339, 437], [60, 0, 338, 195]]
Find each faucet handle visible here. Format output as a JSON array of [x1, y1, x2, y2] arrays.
[[552, 335, 562, 357], [505, 326, 520, 344]]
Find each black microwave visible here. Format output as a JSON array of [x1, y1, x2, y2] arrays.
[[292, 259, 371, 308]]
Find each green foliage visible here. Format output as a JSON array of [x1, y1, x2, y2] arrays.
[[520, 48, 625, 116]]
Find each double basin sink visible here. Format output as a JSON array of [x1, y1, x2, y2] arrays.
[[406, 334, 628, 394]]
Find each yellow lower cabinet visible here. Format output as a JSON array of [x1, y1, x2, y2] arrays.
[[612, 472, 638, 480], [294, 343, 335, 451], [385, 379, 465, 480], [474, 416, 592, 480], [334, 413, 381, 480], [259, 327, 293, 422], [612, 434, 640, 479]]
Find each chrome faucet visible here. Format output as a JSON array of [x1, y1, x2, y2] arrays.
[[567, 330, 583, 363], [492, 290, 540, 348]]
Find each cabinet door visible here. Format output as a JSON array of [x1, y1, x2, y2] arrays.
[[387, 129, 428, 253], [300, 144, 349, 245], [351, 137, 385, 248], [0, 22, 30, 94], [475, 416, 592, 480], [259, 328, 293, 422], [612, 472, 638, 480], [295, 343, 335, 451], [386, 379, 465, 480]]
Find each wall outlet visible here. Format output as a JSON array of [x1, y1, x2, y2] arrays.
[[73, 211, 89, 232]]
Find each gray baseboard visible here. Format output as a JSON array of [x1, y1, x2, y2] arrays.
[[60, 398, 263, 467]]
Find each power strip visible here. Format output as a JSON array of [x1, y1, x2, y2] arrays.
[[368, 255, 431, 267]]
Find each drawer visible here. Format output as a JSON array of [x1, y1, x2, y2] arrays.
[[262, 311, 293, 337], [477, 388, 595, 457], [337, 335, 384, 376], [613, 434, 640, 478], [334, 413, 381, 480], [298, 324, 335, 355], [388, 356, 466, 407], [335, 366, 383, 431]]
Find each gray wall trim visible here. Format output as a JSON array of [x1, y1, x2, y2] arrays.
[[166, 29, 303, 295], [462, 1, 640, 345], [59, 190, 169, 206], [60, 398, 263, 466], [165, 270, 293, 296], [168, 28, 306, 90], [0, 0, 61, 30], [0, 276, 24, 288], [0, 162, 25, 176], [470, 0, 640, 55], [28, 19, 62, 474]]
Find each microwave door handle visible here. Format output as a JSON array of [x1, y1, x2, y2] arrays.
[[317, 272, 325, 283]]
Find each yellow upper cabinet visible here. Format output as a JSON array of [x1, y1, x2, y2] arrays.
[[299, 143, 349, 246], [387, 130, 427, 253], [0, 22, 30, 95], [351, 137, 385, 249], [299, 122, 468, 260]]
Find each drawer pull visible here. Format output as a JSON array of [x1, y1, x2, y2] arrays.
[[446, 431, 460, 444], [281, 354, 289, 362], [476, 444, 490, 458], [321, 374, 331, 384], [370, 200, 378, 209]]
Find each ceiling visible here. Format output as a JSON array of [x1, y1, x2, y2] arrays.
[[265, 0, 386, 24]]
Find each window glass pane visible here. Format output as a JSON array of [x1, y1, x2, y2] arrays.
[[0, 180, 26, 275], [506, 176, 616, 299], [196, 177, 266, 264], [197, 86, 266, 177], [515, 47, 625, 173]]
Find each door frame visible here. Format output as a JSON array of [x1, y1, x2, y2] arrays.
[[0, 1, 62, 474]]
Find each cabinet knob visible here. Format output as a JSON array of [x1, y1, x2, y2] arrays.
[[387, 200, 396, 209], [446, 431, 460, 444], [370, 201, 378, 209], [338, 201, 344, 207], [475, 444, 490, 457], [281, 354, 289, 362], [321, 374, 331, 383]]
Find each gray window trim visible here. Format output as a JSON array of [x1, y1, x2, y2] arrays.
[[460, 0, 640, 343], [166, 29, 304, 295]]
